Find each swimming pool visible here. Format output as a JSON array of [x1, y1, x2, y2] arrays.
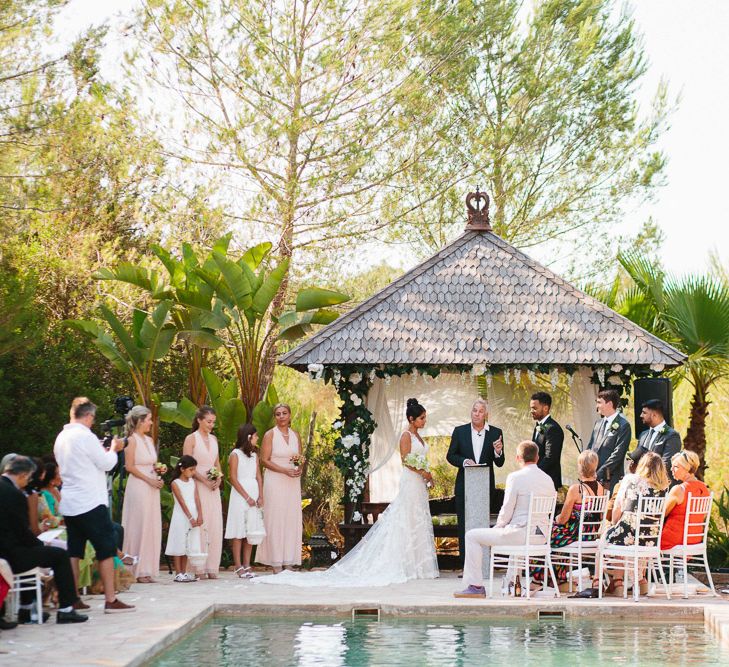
[[149, 616, 729, 666]]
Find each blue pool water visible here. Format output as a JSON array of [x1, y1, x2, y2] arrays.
[[149, 616, 728, 666]]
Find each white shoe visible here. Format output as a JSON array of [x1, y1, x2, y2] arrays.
[[173, 573, 189, 582], [184, 573, 198, 582]]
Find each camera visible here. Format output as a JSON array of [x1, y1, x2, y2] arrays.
[[100, 395, 135, 449]]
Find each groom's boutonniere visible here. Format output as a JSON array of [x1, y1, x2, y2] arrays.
[[536, 424, 546, 435], [610, 421, 620, 432], [659, 424, 669, 436]]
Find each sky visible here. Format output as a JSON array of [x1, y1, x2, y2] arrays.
[[57, 0, 729, 277]]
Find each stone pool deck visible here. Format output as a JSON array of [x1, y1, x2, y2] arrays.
[[1, 571, 728, 666]]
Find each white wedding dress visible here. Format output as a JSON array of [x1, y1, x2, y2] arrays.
[[256, 431, 439, 587]]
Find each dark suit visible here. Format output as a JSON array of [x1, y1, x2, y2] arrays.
[[446, 423, 505, 564], [532, 415, 564, 490], [0, 476, 78, 608], [630, 423, 682, 482], [587, 413, 632, 494]]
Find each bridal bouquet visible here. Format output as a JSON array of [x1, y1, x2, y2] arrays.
[[207, 466, 221, 481], [404, 452, 433, 488], [153, 462, 168, 479], [290, 454, 305, 470]]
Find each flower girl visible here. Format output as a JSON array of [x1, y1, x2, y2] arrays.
[[166, 455, 203, 582], [225, 424, 264, 578]]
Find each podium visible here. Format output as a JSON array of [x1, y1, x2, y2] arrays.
[[464, 464, 491, 578]]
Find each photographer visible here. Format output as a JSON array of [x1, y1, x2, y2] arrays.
[[53, 397, 135, 614]]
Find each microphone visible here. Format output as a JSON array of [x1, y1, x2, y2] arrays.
[[565, 424, 580, 439]]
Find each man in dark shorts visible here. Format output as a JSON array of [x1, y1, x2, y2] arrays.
[[53, 398, 135, 614]]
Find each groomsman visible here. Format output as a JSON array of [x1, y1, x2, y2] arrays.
[[586, 389, 632, 494], [529, 392, 564, 491], [447, 399, 505, 567], [628, 398, 682, 482]]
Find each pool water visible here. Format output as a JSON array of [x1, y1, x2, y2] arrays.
[[149, 616, 728, 666]]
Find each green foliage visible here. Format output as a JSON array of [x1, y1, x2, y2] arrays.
[[0, 266, 45, 357]]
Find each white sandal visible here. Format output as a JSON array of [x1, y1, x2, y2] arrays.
[[242, 567, 255, 579], [234, 566, 247, 578], [173, 573, 189, 583]]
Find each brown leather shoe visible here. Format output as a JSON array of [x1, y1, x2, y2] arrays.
[[104, 599, 136, 614], [73, 599, 90, 610]]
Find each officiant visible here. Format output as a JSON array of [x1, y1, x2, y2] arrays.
[[446, 399, 505, 567]]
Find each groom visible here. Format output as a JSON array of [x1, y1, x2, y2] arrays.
[[447, 399, 505, 567]]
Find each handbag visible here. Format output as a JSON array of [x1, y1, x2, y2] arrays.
[[186, 527, 208, 569], [246, 506, 266, 545]]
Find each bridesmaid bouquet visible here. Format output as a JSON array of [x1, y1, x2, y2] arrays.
[[153, 462, 168, 479], [404, 452, 433, 488], [290, 454, 304, 470], [207, 466, 221, 481]]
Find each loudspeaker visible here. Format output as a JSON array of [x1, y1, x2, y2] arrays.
[[633, 377, 673, 437]]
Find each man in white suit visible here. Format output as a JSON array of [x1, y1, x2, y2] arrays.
[[454, 440, 556, 598]]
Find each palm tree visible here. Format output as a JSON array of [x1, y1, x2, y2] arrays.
[[614, 253, 729, 478]]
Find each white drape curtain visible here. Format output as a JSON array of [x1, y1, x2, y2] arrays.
[[366, 368, 599, 502]]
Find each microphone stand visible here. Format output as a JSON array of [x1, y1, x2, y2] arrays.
[[568, 430, 583, 454]]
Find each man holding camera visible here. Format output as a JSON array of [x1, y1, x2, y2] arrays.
[[53, 398, 135, 614]]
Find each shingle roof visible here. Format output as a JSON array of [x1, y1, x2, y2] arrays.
[[280, 230, 686, 369]]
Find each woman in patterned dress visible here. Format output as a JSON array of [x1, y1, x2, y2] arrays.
[[600, 451, 669, 596], [532, 450, 606, 585]]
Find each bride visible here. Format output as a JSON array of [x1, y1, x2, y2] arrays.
[[256, 398, 439, 587]]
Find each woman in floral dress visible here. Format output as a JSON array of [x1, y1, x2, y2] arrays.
[[600, 451, 669, 595], [532, 450, 606, 585]]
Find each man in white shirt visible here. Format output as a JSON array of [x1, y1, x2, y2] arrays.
[[54, 397, 135, 614], [446, 399, 505, 567], [454, 440, 556, 598]]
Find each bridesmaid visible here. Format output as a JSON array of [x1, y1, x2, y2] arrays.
[[121, 405, 162, 583], [256, 403, 304, 573], [182, 406, 223, 579]]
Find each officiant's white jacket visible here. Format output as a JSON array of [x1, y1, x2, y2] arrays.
[[496, 464, 556, 529]]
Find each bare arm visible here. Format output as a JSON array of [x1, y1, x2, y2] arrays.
[[228, 452, 254, 506], [400, 432, 432, 483], [171, 481, 194, 525], [256, 455, 264, 507], [183, 434, 214, 489], [194, 485, 203, 526], [125, 438, 163, 488], [664, 484, 685, 516], [260, 430, 298, 476], [555, 484, 579, 525]]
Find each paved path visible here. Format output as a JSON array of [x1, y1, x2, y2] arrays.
[[1, 571, 727, 666]]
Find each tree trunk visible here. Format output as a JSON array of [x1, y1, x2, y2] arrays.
[[683, 385, 709, 480], [187, 345, 208, 407]]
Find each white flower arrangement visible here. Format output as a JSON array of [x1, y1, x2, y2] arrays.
[[351, 511, 363, 522], [307, 363, 324, 380], [350, 393, 362, 406], [333, 421, 343, 430], [513, 367, 522, 385], [550, 367, 559, 389], [610, 364, 623, 372], [348, 372, 363, 384], [607, 374, 623, 386], [527, 369, 537, 385]]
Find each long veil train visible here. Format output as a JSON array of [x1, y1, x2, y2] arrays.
[[256, 434, 439, 588]]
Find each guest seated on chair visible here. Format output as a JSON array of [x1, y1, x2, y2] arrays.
[[599, 451, 669, 596], [454, 441, 555, 598], [532, 450, 606, 586], [0, 456, 88, 624], [661, 451, 709, 551]]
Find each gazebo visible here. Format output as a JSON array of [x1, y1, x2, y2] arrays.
[[281, 192, 685, 536]]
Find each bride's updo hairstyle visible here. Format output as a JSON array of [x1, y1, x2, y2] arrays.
[[406, 398, 426, 423]]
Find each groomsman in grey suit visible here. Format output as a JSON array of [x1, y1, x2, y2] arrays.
[[586, 389, 631, 494], [628, 398, 682, 482]]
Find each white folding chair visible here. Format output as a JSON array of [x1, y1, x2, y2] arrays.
[[661, 492, 717, 599], [10, 568, 44, 624], [489, 494, 560, 599], [552, 493, 609, 592], [598, 495, 669, 602]]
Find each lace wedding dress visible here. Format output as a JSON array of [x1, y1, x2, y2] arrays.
[[256, 431, 439, 587]]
